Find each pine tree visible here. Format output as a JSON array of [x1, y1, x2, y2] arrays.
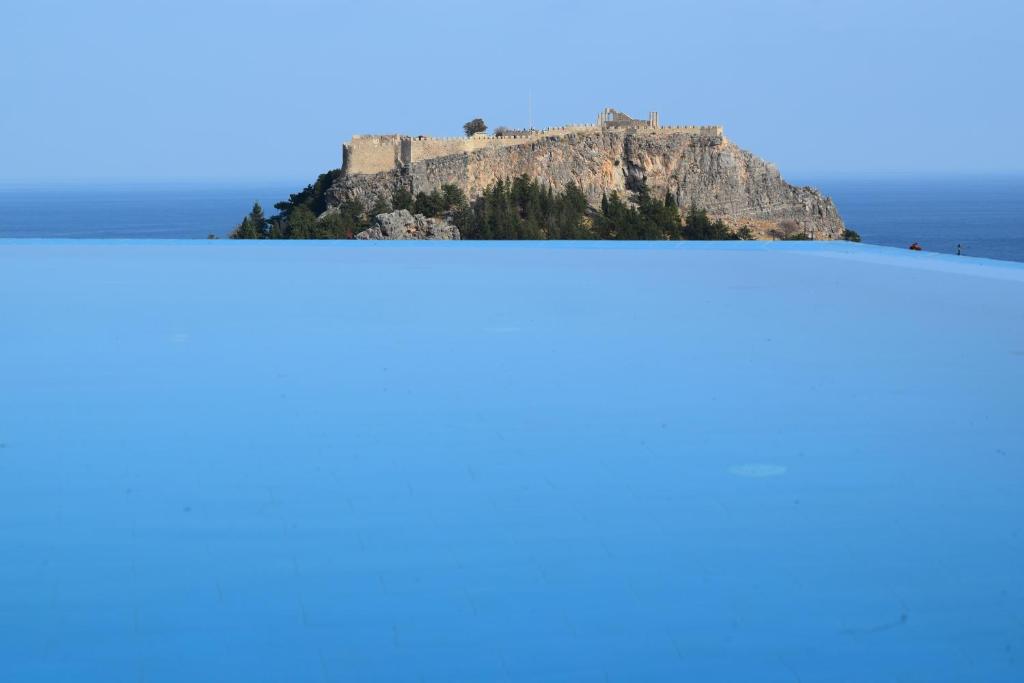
[[229, 216, 258, 239], [663, 192, 683, 239], [229, 205, 266, 239], [682, 204, 737, 240], [369, 197, 391, 217], [248, 202, 267, 238], [287, 206, 317, 239], [442, 184, 467, 210], [392, 187, 414, 212]]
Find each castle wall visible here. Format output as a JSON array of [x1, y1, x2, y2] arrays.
[[341, 125, 726, 177], [660, 125, 724, 137], [407, 124, 600, 164], [327, 122, 844, 240], [410, 135, 520, 163], [342, 135, 404, 175], [342, 125, 601, 175]]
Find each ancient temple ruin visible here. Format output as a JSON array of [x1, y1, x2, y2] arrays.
[[596, 108, 659, 129]]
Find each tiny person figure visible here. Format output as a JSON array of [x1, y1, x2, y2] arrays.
[[957, 244, 962, 256], [909, 242, 922, 251]]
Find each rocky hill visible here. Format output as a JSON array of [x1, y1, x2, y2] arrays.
[[325, 126, 845, 239]]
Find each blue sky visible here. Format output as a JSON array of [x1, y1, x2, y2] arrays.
[[2, 0, 1021, 183]]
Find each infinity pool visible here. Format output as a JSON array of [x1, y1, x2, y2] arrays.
[[2, 241, 1022, 681]]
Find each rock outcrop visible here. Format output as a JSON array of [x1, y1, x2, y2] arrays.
[[355, 210, 460, 240], [328, 128, 845, 239]]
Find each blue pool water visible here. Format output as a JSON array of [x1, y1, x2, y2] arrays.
[[1, 241, 1023, 681]]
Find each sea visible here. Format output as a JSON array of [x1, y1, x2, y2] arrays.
[[1, 175, 1022, 262], [806, 175, 1024, 262]]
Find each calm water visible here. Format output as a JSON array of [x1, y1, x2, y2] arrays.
[[0, 182, 296, 239], [2, 241, 1022, 681], [809, 175, 1024, 262], [1, 176, 1022, 260]]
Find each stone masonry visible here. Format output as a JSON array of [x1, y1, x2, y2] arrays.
[[328, 109, 846, 239]]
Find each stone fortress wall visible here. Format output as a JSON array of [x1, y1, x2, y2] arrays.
[[341, 109, 725, 176], [328, 108, 846, 241]]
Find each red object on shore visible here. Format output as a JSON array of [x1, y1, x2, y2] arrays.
[[909, 242, 923, 251]]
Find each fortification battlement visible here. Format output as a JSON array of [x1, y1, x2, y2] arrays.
[[341, 110, 724, 176]]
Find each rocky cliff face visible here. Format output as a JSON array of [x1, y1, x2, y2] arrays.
[[355, 210, 460, 240], [327, 129, 845, 239]]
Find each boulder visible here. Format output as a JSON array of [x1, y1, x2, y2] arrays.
[[355, 210, 460, 240]]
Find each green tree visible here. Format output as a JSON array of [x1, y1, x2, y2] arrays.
[[552, 182, 591, 239], [442, 184, 467, 210], [463, 118, 487, 137], [229, 216, 258, 239], [369, 197, 391, 217], [660, 191, 683, 239], [286, 205, 317, 239], [249, 202, 267, 237], [450, 201, 475, 237], [481, 179, 521, 239], [272, 170, 342, 219], [229, 202, 267, 239], [392, 187, 414, 211], [317, 213, 353, 239], [596, 191, 647, 240], [681, 204, 737, 240], [329, 198, 366, 237], [634, 184, 673, 240], [413, 190, 444, 217]]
